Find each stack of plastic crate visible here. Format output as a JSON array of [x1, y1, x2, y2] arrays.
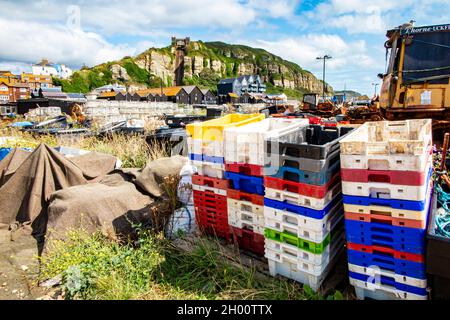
[[223, 118, 308, 255], [340, 119, 433, 300], [263, 124, 354, 290], [186, 114, 264, 240]]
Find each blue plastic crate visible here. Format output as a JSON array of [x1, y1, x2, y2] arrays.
[[224, 172, 264, 195], [0, 147, 12, 161], [347, 249, 426, 279], [270, 160, 340, 186], [343, 195, 430, 211], [345, 219, 427, 254], [264, 194, 342, 220], [349, 271, 428, 296], [189, 153, 224, 164]]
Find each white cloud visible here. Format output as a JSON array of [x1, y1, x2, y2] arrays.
[[0, 18, 136, 68], [248, 34, 379, 94], [0, 61, 31, 74]]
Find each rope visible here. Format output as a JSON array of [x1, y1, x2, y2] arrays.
[[403, 65, 450, 73], [435, 184, 450, 238]]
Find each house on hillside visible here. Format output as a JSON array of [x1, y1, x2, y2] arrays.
[[201, 89, 216, 104], [217, 75, 266, 103], [0, 81, 30, 104], [21, 73, 53, 90], [0, 71, 19, 85], [182, 85, 203, 104], [32, 59, 73, 79]]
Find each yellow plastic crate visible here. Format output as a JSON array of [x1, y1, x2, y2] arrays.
[[186, 114, 264, 141]]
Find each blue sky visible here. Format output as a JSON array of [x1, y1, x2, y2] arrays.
[[1, 0, 449, 95]]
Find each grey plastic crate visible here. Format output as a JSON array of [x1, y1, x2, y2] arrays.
[[266, 125, 354, 161]]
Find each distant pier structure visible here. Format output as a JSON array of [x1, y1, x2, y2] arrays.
[[172, 37, 190, 86]]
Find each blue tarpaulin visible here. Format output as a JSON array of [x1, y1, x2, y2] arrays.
[[10, 121, 33, 128], [0, 148, 12, 161]]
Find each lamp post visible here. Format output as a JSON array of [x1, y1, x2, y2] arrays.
[[316, 55, 332, 101], [372, 83, 379, 97]]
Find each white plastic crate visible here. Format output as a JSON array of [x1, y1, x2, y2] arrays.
[[227, 199, 265, 235], [223, 118, 308, 166], [187, 137, 224, 158], [350, 279, 428, 300], [191, 161, 225, 179], [192, 184, 227, 196], [339, 119, 432, 156], [265, 237, 344, 267], [264, 200, 343, 243], [340, 148, 432, 171], [344, 201, 429, 221], [264, 182, 341, 211], [267, 248, 341, 291], [348, 264, 427, 288], [342, 180, 429, 201]]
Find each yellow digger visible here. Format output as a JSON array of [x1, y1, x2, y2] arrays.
[[379, 22, 450, 133]]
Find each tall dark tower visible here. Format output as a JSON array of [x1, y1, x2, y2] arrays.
[[172, 37, 190, 86]]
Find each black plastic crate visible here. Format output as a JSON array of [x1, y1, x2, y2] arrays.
[[428, 274, 450, 300], [165, 115, 206, 128], [266, 124, 354, 160]]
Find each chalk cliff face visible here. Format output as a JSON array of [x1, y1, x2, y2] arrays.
[[63, 40, 332, 96], [132, 41, 332, 94]]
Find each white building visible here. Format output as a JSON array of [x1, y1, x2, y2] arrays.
[[32, 59, 73, 79]]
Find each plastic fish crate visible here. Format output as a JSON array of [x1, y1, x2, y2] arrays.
[[341, 178, 430, 202], [342, 186, 431, 211], [227, 198, 264, 235], [341, 164, 431, 186], [192, 174, 230, 190], [339, 119, 432, 157], [264, 224, 344, 255], [192, 184, 227, 197], [349, 268, 427, 296], [187, 137, 223, 158], [189, 153, 224, 164], [349, 263, 427, 289], [264, 195, 342, 220], [343, 188, 431, 222], [264, 173, 340, 199], [266, 124, 354, 161], [264, 182, 341, 211], [227, 189, 264, 206], [267, 249, 341, 291], [225, 162, 263, 177], [351, 278, 427, 300], [345, 219, 427, 254], [345, 211, 426, 229], [265, 238, 343, 276], [264, 201, 343, 243], [347, 246, 426, 279], [194, 191, 230, 240], [265, 235, 345, 266], [186, 113, 264, 141], [223, 118, 308, 166], [192, 161, 225, 179], [269, 160, 340, 186], [265, 149, 340, 175], [340, 147, 432, 171], [231, 226, 265, 256], [224, 172, 264, 195]]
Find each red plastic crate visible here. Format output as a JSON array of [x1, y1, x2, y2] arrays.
[[225, 162, 263, 177], [347, 242, 425, 263], [341, 167, 429, 186], [227, 189, 264, 206], [231, 226, 265, 256], [345, 211, 426, 229], [194, 190, 231, 240], [264, 172, 340, 199], [192, 174, 230, 190]]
